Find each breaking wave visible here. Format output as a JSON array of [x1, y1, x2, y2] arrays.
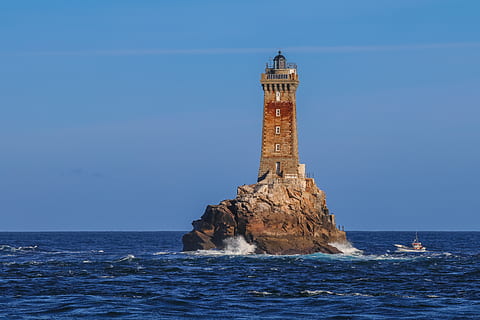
[[153, 251, 169, 255], [329, 241, 363, 255], [0, 244, 38, 252], [116, 254, 136, 262], [301, 290, 373, 297], [223, 236, 256, 255], [0, 231, 477, 319], [188, 236, 256, 256]]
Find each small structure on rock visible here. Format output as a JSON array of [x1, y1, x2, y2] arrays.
[[183, 52, 347, 254]]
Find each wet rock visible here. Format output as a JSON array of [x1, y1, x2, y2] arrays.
[[182, 178, 347, 254]]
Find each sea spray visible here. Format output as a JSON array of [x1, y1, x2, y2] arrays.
[[329, 241, 363, 255], [223, 236, 256, 255]]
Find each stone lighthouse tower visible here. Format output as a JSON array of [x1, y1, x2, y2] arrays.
[[258, 51, 304, 182], [182, 52, 347, 254]]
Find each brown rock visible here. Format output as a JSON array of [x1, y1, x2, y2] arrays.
[[182, 178, 347, 254]]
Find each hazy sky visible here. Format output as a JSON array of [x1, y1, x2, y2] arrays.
[[1, 1, 479, 231]]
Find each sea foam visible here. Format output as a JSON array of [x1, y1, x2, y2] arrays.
[[188, 236, 256, 256], [329, 241, 363, 255], [223, 236, 256, 255], [0, 244, 38, 252], [116, 254, 135, 262]]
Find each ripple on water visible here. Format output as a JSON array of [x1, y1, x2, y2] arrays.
[[0, 231, 479, 319]]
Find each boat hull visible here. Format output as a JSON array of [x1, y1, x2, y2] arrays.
[[394, 244, 427, 253]]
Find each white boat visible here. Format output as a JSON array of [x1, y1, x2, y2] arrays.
[[394, 233, 426, 252]]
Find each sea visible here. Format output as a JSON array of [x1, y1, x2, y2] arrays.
[[0, 231, 479, 319]]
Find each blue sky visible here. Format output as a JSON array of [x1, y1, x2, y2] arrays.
[[1, 0, 479, 231]]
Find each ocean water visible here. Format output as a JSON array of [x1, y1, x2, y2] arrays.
[[0, 231, 479, 319]]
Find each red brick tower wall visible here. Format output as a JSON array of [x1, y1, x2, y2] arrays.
[[258, 53, 300, 182]]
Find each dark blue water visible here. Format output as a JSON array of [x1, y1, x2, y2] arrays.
[[1, 232, 479, 319]]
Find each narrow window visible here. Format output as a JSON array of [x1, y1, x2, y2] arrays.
[[275, 162, 281, 175], [275, 109, 281, 117], [275, 126, 280, 134], [275, 144, 280, 152], [275, 91, 281, 101]]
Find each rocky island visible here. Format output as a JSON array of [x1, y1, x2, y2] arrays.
[[183, 52, 347, 254]]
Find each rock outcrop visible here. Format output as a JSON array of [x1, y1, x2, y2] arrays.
[[183, 178, 346, 254]]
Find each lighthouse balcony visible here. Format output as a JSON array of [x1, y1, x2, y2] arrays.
[[266, 74, 292, 80], [261, 73, 298, 81]]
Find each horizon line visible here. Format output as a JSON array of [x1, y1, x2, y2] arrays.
[[0, 230, 479, 232], [5, 42, 480, 57]]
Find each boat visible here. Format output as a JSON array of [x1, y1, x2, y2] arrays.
[[394, 233, 427, 252]]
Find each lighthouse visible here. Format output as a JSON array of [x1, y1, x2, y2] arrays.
[[258, 51, 304, 182], [182, 51, 347, 254]]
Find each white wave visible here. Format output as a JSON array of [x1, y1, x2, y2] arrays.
[[249, 290, 272, 296], [46, 250, 83, 255], [0, 244, 38, 252], [302, 290, 340, 296], [301, 290, 372, 297], [0, 245, 14, 251], [369, 254, 420, 261], [188, 249, 223, 256], [116, 254, 135, 262], [223, 236, 256, 255], [19, 245, 38, 251], [329, 241, 363, 255], [305, 250, 418, 262], [352, 292, 374, 297], [153, 251, 169, 255], [187, 236, 256, 256]]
